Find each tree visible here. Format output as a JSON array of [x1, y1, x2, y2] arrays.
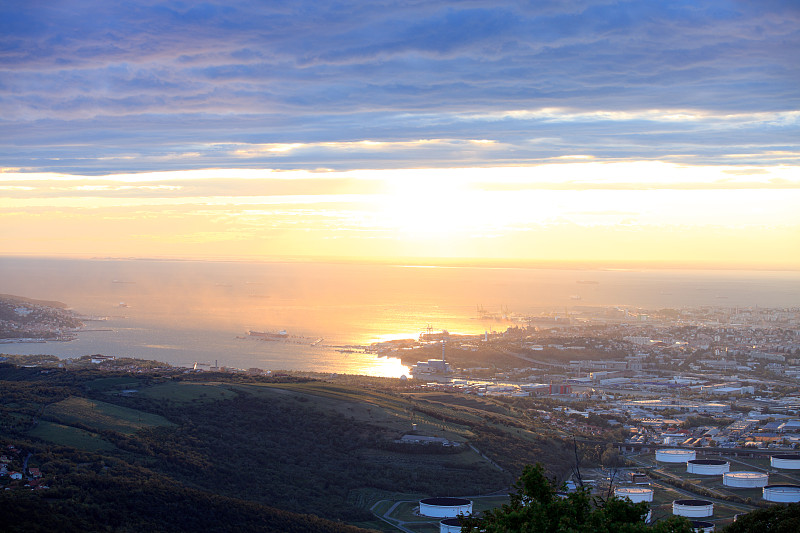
[[459, 464, 693, 533], [723, 502, 800, 533], [601, 445, 623, 469]]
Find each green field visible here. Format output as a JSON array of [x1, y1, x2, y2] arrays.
[[44, 396, 174, 434], [28, 420, 115, 451]]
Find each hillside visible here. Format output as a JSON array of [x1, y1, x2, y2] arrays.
[[0, 361, 587, 531], [0, 294, 83, 340]]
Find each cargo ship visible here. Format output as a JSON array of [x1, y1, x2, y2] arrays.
[[247, 330, 288, 340]]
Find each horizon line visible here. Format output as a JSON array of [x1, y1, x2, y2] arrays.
[[2, 253, 799, 273]]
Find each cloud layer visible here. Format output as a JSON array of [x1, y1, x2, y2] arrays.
[[1, 0, 798, 173]]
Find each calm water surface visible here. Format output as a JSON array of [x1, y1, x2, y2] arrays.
[[1, 258, 798, 377]]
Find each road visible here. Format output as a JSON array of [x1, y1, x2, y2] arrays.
[[371, 492, 509, 532], [370, 500, 417, 533]]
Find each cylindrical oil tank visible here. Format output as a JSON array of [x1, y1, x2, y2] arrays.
[[615, 487, 654, 503], [673, 499, 713, 518], [656, 449, 696, 463], [691, 520, 715, 532], [723, 471, 769, 488], [687, 459, 730, 475], [419, 498, 473, 518], [770, 454, 800, 469], [440, 517, 463, 533], [763, 484, 800, 503]]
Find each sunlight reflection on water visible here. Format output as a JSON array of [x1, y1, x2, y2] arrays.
[[2, 258, 798, 377]]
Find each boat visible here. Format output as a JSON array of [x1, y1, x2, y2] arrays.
[[247, 330, 288, 340], [419, 329, 450, 342]]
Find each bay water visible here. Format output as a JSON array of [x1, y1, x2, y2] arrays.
[[1, 257, 798, 377]]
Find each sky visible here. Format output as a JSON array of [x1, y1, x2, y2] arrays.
[[1, 1, 798, 268]]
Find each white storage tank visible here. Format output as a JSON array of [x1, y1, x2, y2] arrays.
[[770, 454, 800, 469], [691, 520, 715, 532], [673, 499, 714, 518], [615, 487, 654, 503], [440, 517, 463, 533], [656, 449, 696, 463], [687, 459, 730, 475], [419, 498, 473, 518], [763, 484, 800, 503], [723, 471, 769, 488]]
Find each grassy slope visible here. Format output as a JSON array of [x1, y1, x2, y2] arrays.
[[28, 420, 116, 451], [44, 396, 174, 434]]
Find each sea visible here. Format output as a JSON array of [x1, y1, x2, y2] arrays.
[[1, 257, 798, 377]]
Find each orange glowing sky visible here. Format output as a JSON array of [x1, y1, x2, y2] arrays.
[[2, 162, 798, 268]]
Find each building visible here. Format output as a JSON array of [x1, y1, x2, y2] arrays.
[[550, 383, 572, 395], [411, 359, 451, 376]]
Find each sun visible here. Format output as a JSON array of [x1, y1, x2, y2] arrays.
[[374, 170, 486, 240]]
